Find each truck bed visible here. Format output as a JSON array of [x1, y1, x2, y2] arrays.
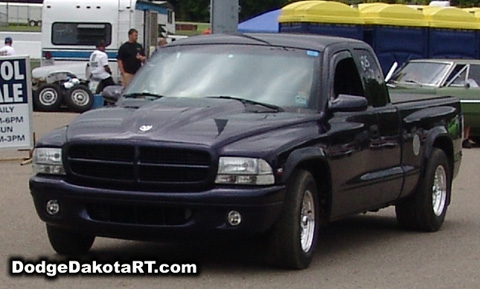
[[389, 92, 453, 104]]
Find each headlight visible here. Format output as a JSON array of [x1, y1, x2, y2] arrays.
[[32, 148, 65, 175], [215, 157, 274, 185]]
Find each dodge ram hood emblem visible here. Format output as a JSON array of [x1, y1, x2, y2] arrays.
[[139, 125, 153, 132]]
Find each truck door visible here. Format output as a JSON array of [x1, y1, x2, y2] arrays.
[[327, 50, 402, 219]]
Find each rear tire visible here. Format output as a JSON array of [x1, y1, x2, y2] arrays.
[[65, 85, 94, 113], [268, 169, 320, 269], [395, 148, 451, 232], [33, 84, 63, 112], [47, 225, 95, 255]]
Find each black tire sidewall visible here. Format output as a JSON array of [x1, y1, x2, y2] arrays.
[[270, 169, 320, 269], [34, 84, 63, 112], [417, 148, 451, 231], [396, 148, 451, 232]]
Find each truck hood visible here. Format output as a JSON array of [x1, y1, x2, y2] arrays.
[[66, 97, 316, 147]]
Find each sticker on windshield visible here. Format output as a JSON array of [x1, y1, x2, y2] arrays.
[[306, 50, 319, 57], [295, 94, 308, 106]]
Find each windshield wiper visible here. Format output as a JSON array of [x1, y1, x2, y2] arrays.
[[207, 96, 283, 112], [123, 92, 164, 100]]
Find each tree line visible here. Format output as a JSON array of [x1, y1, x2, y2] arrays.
[[170, 0, 480, 22], [171, 0, 295, 22]]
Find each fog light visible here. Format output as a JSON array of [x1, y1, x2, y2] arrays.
[[227, 210, 242, 226], [46, 200, 60, 215]]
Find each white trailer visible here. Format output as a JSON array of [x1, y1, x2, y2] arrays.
[[31, 0, 175, 112], [0, 3, 42, 26]]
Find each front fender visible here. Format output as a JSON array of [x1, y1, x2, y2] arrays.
[[281, 146, 326, 183]]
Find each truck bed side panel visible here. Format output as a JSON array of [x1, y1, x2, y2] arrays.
[[396, 98, 462, 198]]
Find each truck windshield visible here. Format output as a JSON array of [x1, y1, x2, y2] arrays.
[[389, 62, 451, 87], [124, 44, 320, 109]]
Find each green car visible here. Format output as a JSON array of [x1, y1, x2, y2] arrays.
[[388, 59, 480, 147]]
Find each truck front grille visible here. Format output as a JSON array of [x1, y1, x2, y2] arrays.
[[65, 144, 213, 191], [85, 203, 192, 226]]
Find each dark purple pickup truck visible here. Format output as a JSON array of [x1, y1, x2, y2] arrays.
[[30, 33, 462, 269]]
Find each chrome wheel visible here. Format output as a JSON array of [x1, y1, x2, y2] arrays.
[[66, 85, 94, 112], [39, 87, 59, 106], [300, 189, 316, 253], [432, 165, 447, 216], [69, 88, 90, 106]]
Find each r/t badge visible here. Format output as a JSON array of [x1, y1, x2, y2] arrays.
[[139, 125, 153, 132]]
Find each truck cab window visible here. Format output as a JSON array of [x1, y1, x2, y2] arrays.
[[353, 49, 389, 107], [333, 58, 365, 98]]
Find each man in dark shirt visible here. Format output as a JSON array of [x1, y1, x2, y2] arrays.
[[117, 28, 146, 86]]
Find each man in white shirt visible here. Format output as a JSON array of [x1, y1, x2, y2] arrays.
[[89, 40, 115, 94], [0, 37, 15, 56]]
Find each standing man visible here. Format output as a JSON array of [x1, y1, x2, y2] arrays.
[[0, 37, 15, 56], [117, 29, 146, 86], [89, 40, 115, 94]]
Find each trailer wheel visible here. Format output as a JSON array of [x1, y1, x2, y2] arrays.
[[34, 84, 63, 112], [47, 225, 95, 255], [65, 85, 94, 113], [395, 148, 451, 232], [268, 169, 320, 269], [28, 20, 37, 27]]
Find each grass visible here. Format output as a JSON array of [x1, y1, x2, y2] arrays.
[[0, 24, 41, 32], [30, 58, 40, 70], [175, 22, 210, 36]]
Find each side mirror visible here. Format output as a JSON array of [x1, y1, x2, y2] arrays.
[[329, 94, 368, 112], [101, 85, 123, 104]]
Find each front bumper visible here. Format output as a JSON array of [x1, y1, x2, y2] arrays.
[[29, 176, 286, 241]]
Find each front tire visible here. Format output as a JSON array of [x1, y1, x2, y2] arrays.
[[47, 225, 95, 255], [395, 148, 451, 232], [33, 84, 63, 112], [269, 169, 320, 269]]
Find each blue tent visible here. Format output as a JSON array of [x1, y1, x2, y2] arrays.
[[238, 9, 280, 33]]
